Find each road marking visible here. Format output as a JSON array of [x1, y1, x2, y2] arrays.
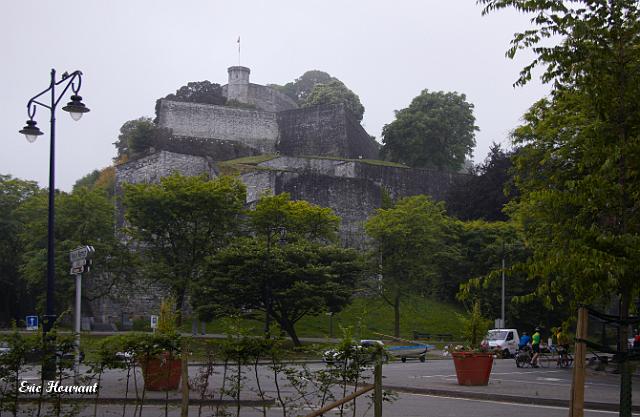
[[405, 393, 640, 415]]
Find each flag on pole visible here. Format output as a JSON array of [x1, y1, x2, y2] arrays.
[[237, 36, 241, 65]]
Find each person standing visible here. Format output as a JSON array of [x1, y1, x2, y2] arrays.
[[531, 327, 542, 367]]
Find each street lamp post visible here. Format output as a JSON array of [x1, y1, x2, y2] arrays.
[[19, 69, 89, 380]]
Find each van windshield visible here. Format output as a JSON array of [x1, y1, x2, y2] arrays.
[[486, 331, 508, 341]]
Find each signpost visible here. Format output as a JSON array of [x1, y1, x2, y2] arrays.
[[26, 315, 38, 331], [69, 245, 94, 382], [150, 315, 159, 331]]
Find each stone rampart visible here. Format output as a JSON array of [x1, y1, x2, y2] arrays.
[[157, 100, 279, 153], [277, 104, 379, 159]]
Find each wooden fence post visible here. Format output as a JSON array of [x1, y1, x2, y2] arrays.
[[569, 306, 588, 417]]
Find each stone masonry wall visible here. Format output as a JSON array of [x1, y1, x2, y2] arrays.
[[157, 100, 279, 153], [114, 150, 215, 227], [277, 104, 379, 159]]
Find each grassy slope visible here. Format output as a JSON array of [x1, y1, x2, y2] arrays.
[[186, 295, 464, 342]]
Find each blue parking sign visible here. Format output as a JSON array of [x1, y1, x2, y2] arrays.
[[26, 315, 38, 331]]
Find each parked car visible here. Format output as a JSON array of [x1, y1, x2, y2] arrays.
[[484, 329, 520, 358], [323, 340, 386, 365]]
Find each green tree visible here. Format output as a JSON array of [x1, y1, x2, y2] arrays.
[[113, 117, 171, 161], [192, 193, 359, 346], [365, 195, 455, 337], [123, 174, 246, 323], [479, 1, 640, 412], [0, 175, 40, 325], [302, 80, 365, 122], [74, 166, 116, 199], [195, 238, 361, 346], [154, 80, 226, 122], [17, 186, 129, 316], [380, 90, 478, 171], [273, 70, 335, 103], [446, 143, 515, 221]]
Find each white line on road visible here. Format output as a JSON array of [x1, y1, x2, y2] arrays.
[[405, 393, 640, 415]]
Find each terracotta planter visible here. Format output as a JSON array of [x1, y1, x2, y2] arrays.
[[451, 352, 494, 386], [140, 354, 182, 391]]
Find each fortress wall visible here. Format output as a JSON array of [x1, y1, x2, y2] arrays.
[[114, 151, 214, 227], [258, 156, 357, 177], [246, 84, 298, 112], [353, 163, 464, 201], [242, 170, 278, 203], [344, 112, 381, 159], [275, 172, 381, 249], [163, 136, 259, 161], [157, 100, 279, 153], [277, 104, 379, 159]]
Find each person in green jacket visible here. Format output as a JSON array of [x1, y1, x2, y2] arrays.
[[531, 327, 541, 368]]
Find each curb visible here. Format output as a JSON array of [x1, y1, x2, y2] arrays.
[[16, 397, 274, 406], [384, 385, 640, 413]]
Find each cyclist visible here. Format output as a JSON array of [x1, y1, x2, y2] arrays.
[[556, 327, 571, 367], [531, 327, 542, 368], [519, 331, 531, 350]]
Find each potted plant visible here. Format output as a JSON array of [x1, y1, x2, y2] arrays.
[[137, 299, 182, 391], [451, 301, 493, 386]]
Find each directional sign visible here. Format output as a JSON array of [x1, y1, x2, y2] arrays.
[[26, 315, 38, 331], [150, 315, 158, 329], [69, 246, 95, 263], [70, 266, 84, 275], [72, 259, 86, 268]]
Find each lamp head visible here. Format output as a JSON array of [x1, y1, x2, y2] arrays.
[[62, 94, 90, 121], [19, 119, 43, 143]]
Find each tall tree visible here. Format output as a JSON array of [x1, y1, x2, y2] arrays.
[[302, 80, 365, 122], [381, 90, 478, 170], [447, 143, 515, 221], [113, 117, 171, 162], [17, 186, 129, 316], [192, 193, 359, 346], [365, 195, 455, 337], [123, 174, 246, 323], [479, 1, 640, 412], [0, 175, 40, 325], [273, 70, 335, 103]]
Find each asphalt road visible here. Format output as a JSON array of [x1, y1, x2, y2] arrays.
[[11, 357, 640, 416]]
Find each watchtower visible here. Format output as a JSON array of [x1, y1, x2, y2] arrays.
[[226, 66, 251, 104]]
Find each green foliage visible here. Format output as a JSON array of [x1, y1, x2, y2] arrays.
[[381, 90, 478, 170], [16, 185, 129, 315], [302, 80, 365, 122], [480, 0, 640, 312], [157, 298, 178, 335], [193, 194, 360, 346], [273, 70, 335, 103], [447, 143, 515, 221], [0, 176, 40, 325], [123, 173, 246, 321], [249, 193, 340, 243], [459, 301, 492, 350], [365, 195, 456, 336], [73, 167, 116, 199], [113, 117, 171, 161]]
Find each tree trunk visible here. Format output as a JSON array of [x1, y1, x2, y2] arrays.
[[619, 291, 632, 417], [280, 319, 301, 347], [394, 293, 401, 338]]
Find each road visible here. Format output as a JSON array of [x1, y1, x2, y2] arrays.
[[10, 357, 640, 416]]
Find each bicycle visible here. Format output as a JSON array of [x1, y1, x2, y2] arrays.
[[556, 346, 573, 368]]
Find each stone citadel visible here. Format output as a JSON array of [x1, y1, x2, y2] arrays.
[[94, 66, 466, 326]]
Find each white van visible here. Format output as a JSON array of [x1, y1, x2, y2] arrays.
[[485, 328, 520, 357]]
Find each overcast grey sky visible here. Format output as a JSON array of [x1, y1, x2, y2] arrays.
[[1, 1, 548, 191]]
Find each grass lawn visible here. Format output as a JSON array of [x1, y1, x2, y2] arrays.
[[182, 295, 464, 342]]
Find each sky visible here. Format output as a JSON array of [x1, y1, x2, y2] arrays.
[[1, 1, 549, 191]]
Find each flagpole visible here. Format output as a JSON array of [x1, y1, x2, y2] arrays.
[[237, 36, 241, 66]]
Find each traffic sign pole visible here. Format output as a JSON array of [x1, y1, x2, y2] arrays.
[[74, 272, 81, 383]]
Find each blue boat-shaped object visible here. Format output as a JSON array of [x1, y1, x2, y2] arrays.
[[386, 343, 430, 363]]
